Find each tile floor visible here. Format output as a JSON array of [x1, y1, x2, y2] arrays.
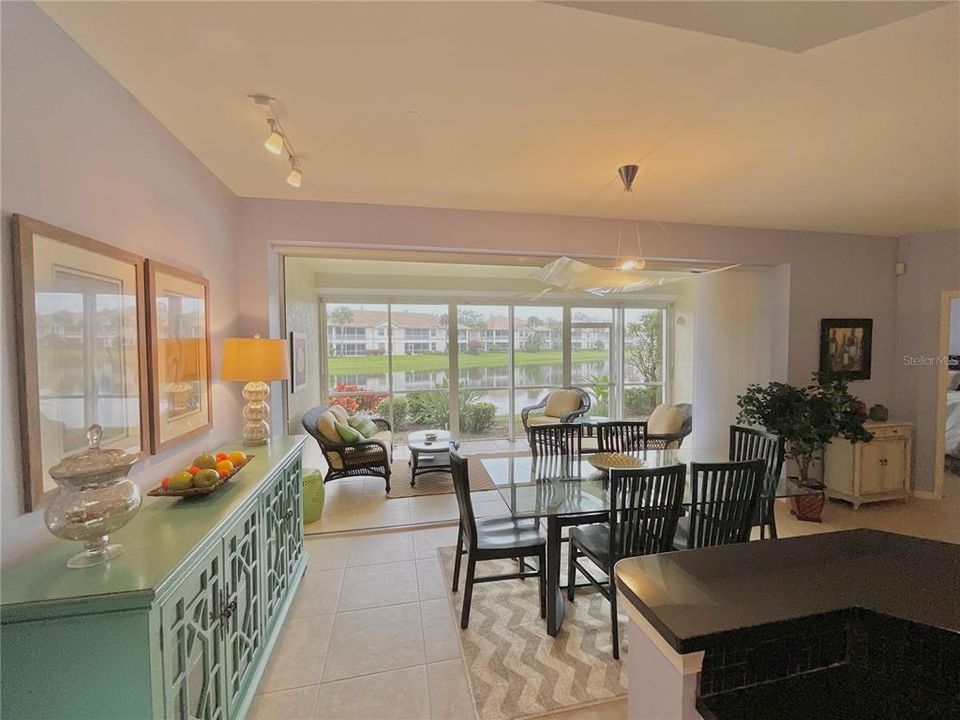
[[258, 440, 959, 720]]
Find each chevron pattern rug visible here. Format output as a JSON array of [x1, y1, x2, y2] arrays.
[[438, 546, 627, 720]]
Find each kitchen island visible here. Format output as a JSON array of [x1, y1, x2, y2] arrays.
[[613, 529, 959, 720]]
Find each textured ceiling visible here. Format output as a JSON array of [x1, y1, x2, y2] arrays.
[[40, 1, 960, 236]]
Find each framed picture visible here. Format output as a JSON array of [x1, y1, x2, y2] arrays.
[[819, 318, 873, 380], [290, 331, 308, 393], [12, 215, 150, 512], [145, 260, 212, 453]]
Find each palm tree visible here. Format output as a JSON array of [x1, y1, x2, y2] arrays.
[[329, 306, 354, 356]]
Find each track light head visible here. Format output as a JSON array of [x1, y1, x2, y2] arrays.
[[264, 119, 284, 155], [286, 157, 302, 188]]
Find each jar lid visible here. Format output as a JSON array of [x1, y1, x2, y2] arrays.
[[49, 425, 139, 481]]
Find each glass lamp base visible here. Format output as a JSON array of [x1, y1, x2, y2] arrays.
[[242, 380, 272, 446], [67, 542, 124, 568]]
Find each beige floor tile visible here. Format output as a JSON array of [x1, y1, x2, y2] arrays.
[[347, 531, 415, 566], [249, 685, 320, 720], [312, 666, 430, 720], [303, 536, 352, 569], [260, 614, 335, 693], [416, 556, 447, 601], [289, 568, 344, 618], [427, 659, 476, 720], [537, 699, 627, 720], [409, 494, 460, 524], [420, 599, 462, 663], [337, 559, 420, 611], [323, 603, 425, 681], [413, 525, 460, 558]]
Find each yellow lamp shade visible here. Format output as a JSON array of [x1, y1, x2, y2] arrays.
[[221, 337, 289, 382]]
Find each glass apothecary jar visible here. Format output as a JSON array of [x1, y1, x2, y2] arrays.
[[45, 425, 141, 568]]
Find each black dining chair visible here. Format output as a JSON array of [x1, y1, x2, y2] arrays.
[[530, 422, 606, 535], [596, 421, 648, 453], [567, 464, 686, 659], [450, 452, 546, 629], [729, 425, 785, 539], [529, 423, 583, 456], [674, 459, 765, 550]]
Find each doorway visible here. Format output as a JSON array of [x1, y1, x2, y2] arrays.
[[934, 290, 960, 498]]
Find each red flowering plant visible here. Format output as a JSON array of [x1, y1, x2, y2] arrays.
[[329, 384, 388, 415]]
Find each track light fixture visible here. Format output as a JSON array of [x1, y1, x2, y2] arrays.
[[286, 156, 303, 188], [250, 94, 303, 188]]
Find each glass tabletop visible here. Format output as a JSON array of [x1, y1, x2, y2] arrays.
[[481, 449, 817, 519]]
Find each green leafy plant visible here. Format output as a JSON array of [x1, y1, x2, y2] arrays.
[[624, 386, 660, 417], [736, 372, 872, 486], [461, 402, 496, 433]]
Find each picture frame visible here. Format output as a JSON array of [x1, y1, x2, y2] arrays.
[[819, 318, 873, 381], [290, 331, 308, 393], [145, 260, 212, 453], [12, 215, 150, 512]]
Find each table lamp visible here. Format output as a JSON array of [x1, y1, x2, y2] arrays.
[[221, 335, 289, 446]]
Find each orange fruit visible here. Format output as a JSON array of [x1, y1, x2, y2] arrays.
[[227, 451, 247, 466], [216, 452, 228, 462], [188, 466, 201, 476], [216, 460, 234, 474]]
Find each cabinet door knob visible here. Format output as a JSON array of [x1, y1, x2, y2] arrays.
[[284, 508, 295, 520]]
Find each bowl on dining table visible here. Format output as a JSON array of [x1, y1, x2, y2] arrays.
[[587, 452, 645, 472]]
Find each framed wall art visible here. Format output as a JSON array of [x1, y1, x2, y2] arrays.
[[12, 215, 150, 512], [290, 331, 308, 393], [819, 318, 873, 381], [145, 260, 212, 453]]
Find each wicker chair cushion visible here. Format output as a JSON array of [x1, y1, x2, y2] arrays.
[[544, 389, 582, 418], [348, 414, 379, 438], [648, 403, 685, 434], [315, 411, 342, 443], [329, 405, 350, 423], [336, 421, 364, 443], [526, 414, 562, 426]]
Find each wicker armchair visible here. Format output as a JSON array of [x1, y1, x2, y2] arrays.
[[520, 387, 591, 433], [645, 403, 693, 450], [302, 405, 394, 492]]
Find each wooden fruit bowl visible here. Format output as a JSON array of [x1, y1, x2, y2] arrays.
[[147, 455, 254, 498]]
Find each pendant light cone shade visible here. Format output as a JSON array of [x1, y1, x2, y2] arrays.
[[264, 120, 285, 155], [618, 164, 639, 191], [286, 166, 303, 188], [221, 337, 289, 382]]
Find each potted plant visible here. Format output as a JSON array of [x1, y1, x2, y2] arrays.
[[736, 372, 873, 522]]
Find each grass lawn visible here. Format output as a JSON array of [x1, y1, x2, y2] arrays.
[[328, 350, 607, 375]]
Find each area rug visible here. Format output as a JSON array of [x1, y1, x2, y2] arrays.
[[386, 452, 517, 499], [438, 546, 627, 720]]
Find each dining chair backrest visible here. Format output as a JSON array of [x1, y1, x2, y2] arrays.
[[450, 452, 478, 548], [530, 452, 579, 481], [729, 425, 784, 494], [688, 459, 765, 549], [529, 423, 582, 456], [597, 421, 648, 453], [609, 463, 686, 561]]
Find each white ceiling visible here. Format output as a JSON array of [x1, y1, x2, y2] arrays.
[[41, 1, 960, 236]]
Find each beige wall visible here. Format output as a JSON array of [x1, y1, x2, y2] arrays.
[[892, 229, 960, 494], [1, 4, 241, 566]]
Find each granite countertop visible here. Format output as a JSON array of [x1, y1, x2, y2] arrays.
[[614, 529, 960, 654]]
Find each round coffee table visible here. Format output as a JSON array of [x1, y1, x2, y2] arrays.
[[407, 430, 459, 485]]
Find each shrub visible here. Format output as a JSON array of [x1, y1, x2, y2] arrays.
[[407, 391, 450, 428], [381, 396, 408, 425], [461, 402, 496, 433], [625, 386, 659, 417], [330, 384, 387, 415]]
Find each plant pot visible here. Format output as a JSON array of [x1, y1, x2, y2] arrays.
[[790, 478, 825, 523]]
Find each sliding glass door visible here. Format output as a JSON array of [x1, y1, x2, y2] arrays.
[[513, 306, 564, 437], [320, 299, 669, 442]]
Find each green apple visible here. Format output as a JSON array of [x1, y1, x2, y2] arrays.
[[192, 453, 218, 470], [193, 469, 220, 488], [168, 471, 194, 491]]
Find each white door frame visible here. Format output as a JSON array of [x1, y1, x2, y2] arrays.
[[933, 289, 960, 499]]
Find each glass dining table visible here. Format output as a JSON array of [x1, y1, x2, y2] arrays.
[[481, 448, 817, 636]]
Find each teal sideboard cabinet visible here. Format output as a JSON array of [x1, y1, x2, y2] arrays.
[[1, 436, 307, 720]]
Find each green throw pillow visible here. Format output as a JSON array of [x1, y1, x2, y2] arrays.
[[348, 414, 379, 438], [335, 421, 364, 444]]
